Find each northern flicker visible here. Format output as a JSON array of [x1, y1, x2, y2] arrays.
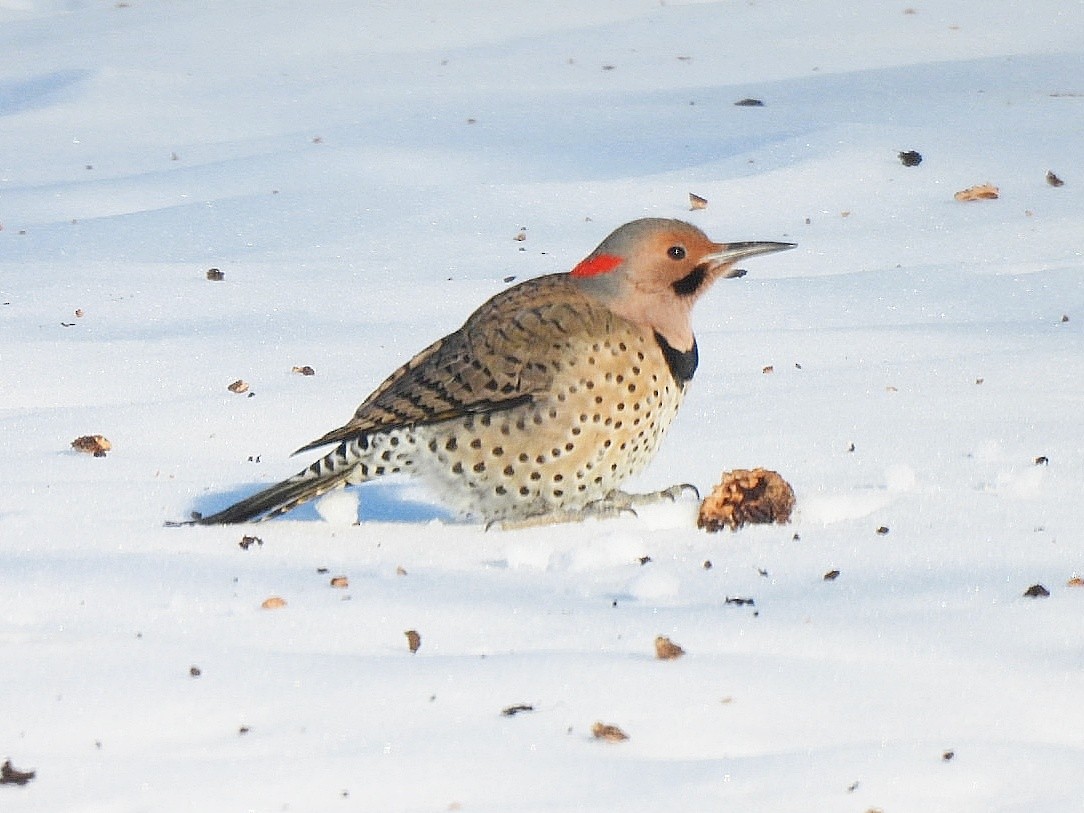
[[186, 219, 793, 526]]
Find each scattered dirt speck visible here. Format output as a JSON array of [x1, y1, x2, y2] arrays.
[[654, 635, 685, 660], [954, 183, 999, 201], [501, 704, 535, 717], [591, 722, 629, 742], [0, 760, 35, 786], [72, 434, 111, 457], [239, 535, 263, 550]]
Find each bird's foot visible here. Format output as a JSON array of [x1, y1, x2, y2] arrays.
[[490, 483, 699, 530], [600, 483, 700, 510]]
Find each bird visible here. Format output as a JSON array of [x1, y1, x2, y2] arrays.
[[185, 218, 794, 526]]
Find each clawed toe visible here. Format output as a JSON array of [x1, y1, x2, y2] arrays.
[[658, 482, 700, 502]]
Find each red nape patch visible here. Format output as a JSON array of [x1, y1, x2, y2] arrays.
[[571, 253, 623, 278]]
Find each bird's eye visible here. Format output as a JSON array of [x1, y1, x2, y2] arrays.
[[667, 245, 686, 260]]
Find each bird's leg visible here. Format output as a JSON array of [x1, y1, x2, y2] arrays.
[[491, 483, 699, 530], [490, 501, 635, 530]]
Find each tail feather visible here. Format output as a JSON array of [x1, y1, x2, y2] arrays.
[[191, 443, 359, 525]]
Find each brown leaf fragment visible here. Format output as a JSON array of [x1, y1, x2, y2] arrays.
[[0, 760, 35, 786], [396, 565, 408, 576], [405, 629, 421, 654], [1046, 170, 1065, 187], [592, 721, 629, 742], [206, 268, 225, 281], [698, 468, 795, 531], [292, 365, 316, 376], [689, 192, 708, 210], [261, 596, 287, 609], [1023, 584, 1050, 598], [1066, 576, 1084, 587], [227, 379, 249, 394], [501, 704, 535, 717], [762, 365, 774, 374], [823, 569, 841, 581], [71, 434, 111, 457], [954, 183, 999, 201], [329, 576, 349, 589], [654, 635, 685, 660]]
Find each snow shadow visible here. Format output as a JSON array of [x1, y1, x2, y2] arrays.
[[190, 481, 456, 525], [0, 70, 89, 117]]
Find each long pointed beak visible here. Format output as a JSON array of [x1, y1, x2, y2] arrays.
[[703, 240, 796, 279]]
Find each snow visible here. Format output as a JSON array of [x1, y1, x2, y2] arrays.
[[2, 0, 1083, 810]]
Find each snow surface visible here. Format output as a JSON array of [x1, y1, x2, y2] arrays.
[[2, 1, 1084, 811]]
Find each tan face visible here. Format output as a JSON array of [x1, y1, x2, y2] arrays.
[[572, 218, 793, 351], [621, 224, 734, 296]]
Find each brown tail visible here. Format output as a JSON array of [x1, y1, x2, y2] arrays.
[[182, 443, 358, 525]]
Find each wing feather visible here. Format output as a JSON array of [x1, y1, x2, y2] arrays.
[[295, 275, 603, 453]]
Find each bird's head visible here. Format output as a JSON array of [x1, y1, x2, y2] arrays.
[[571, 218, 794, 351]]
